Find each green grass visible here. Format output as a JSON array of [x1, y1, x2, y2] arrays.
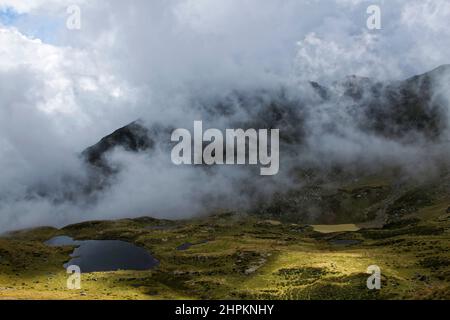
[[0, 203, 449, 300], [1, 171, 449, 300]]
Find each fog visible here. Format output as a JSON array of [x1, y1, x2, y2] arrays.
[[0, 0, 449, 232]]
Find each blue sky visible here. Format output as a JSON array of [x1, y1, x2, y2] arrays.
[[0, 5, 63, 44], [0, 6, 22, 26]]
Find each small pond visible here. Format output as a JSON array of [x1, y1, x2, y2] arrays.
[[45, 236, 159, 273], [176, 240, 209, 251]]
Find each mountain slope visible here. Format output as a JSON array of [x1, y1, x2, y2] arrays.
[[82, 65, 450, 164], [71, 66, 450, 224], [82, 120, 154, 169]]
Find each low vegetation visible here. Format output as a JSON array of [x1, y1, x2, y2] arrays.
[[1, 176, 449, 300]]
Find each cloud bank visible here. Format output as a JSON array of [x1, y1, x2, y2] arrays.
[[0, 0, 449, 231]]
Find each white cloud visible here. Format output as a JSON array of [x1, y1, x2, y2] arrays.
[[0, 0, 84, 13], [0, 0, 449, 231]]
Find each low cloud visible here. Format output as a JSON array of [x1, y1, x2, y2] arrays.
[[0, 0, 449, 232]]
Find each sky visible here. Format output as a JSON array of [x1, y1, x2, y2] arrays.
[[0, 6, 21, 25], [1, 0, 449, 143], [0, 0, 449, 231]]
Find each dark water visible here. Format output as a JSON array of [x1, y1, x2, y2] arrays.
[[45, 236, 159, 273], [45, 236, 80, 246], [176, 240, 209, 251], [329, 239, 362, 246], [176, 242, 194, 251]]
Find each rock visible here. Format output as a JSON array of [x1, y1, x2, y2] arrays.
[[414, 273, 429, 282], [244, 258, 267, 275], [258, 220, 282, 226], [244, 266, 259, 275], [173, 270, 186, 276]]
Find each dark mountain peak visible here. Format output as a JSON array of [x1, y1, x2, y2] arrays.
[[26, 121, 153, 203], [362, 66, 450, 141], [403, 64, 450, 88], [309, 65, 450, 140], [82, 120, 153, 167], [82, 65, 450, 168], [416, 64, 450, 78]]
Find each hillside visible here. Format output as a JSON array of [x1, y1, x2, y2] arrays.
[[1, 66, 449, 300], [1, 175, 449, 300]]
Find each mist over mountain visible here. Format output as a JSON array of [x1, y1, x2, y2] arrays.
[[6, 65, 444, 231], [3, 1, 450, 304], [83, 65, 450, 171], [1, 0, 450, 232], [2, 64, 450, 232]]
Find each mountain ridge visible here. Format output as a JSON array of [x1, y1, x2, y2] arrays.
[[82, 64, 450, 164]]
